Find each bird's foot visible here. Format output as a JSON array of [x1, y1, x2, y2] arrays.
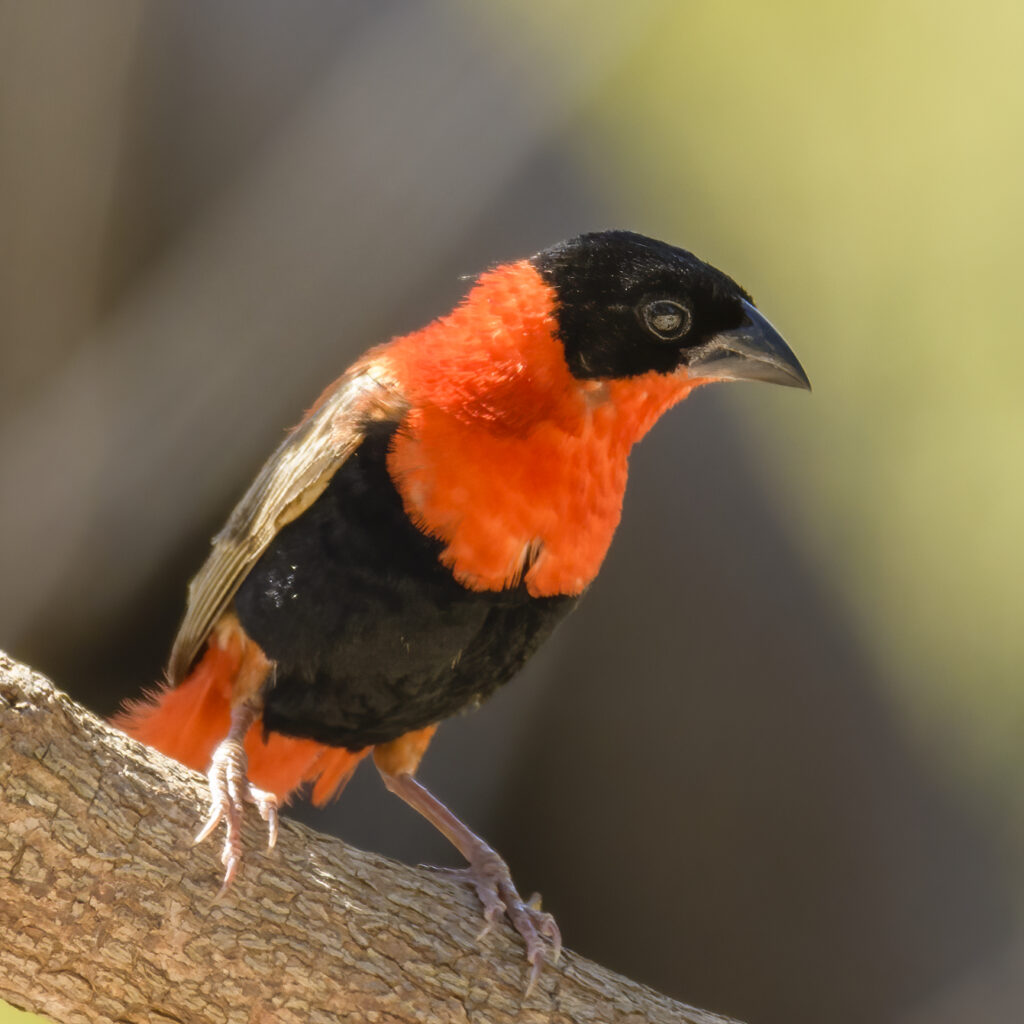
[[375, 766, 562, 994], [194, 735, 278, 891], [438, 849, 561, 995]]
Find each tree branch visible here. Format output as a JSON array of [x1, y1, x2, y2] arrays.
[[0, 651, 741, 1024]]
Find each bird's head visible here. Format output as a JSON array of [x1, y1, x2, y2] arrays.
[[531, 230, 810, 391]]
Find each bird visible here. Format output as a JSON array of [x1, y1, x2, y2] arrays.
[[115, 229, 809, 990]]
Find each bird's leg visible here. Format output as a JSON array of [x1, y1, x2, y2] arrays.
[[375, 760, 561, 994], [194, 695, 279, 891]]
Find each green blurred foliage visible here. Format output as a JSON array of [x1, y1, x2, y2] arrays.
[[0, 1001, 47, 1024], [479, 0, 1024, 829]]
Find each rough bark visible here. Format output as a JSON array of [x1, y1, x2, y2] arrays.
[[0, 652, 741, 1024]]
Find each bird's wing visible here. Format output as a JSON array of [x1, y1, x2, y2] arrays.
[[167, 361, 407, 685]]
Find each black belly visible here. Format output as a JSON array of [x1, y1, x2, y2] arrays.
[[233, 424, 577, 749]]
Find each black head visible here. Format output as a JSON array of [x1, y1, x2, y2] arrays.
[[531, 231, 809, 389]]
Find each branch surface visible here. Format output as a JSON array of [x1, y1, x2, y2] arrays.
[[0, 651, 742, 1024]]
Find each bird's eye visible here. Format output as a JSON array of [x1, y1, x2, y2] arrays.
[[640, 299, 692, 341]]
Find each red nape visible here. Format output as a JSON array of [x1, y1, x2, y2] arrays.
[[112, 642, 369, 805]]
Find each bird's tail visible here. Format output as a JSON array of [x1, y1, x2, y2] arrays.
[[112, 642, 368, 805]]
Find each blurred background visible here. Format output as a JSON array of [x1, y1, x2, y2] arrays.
[[2, 2, 1023, 1022]]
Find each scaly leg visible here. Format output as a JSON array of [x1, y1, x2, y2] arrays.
[[194, 697, 279, 890], [376, 763, 561, 995]]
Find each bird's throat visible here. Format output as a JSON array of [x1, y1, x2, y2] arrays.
[[382, 259, 701, 597]]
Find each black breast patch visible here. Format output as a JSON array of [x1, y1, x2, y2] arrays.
[[233, 424, 577, 749]]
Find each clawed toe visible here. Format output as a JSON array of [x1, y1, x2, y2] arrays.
[[195, 735, 278, 888], [445, 853, 561, 994]]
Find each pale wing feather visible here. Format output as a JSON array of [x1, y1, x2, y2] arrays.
[[167, 365, 407, 684]]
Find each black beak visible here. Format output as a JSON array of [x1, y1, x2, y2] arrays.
[[687, 300, 811, 391]]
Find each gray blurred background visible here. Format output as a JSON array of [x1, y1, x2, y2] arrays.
[[3, 4, 1024, 1023]]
